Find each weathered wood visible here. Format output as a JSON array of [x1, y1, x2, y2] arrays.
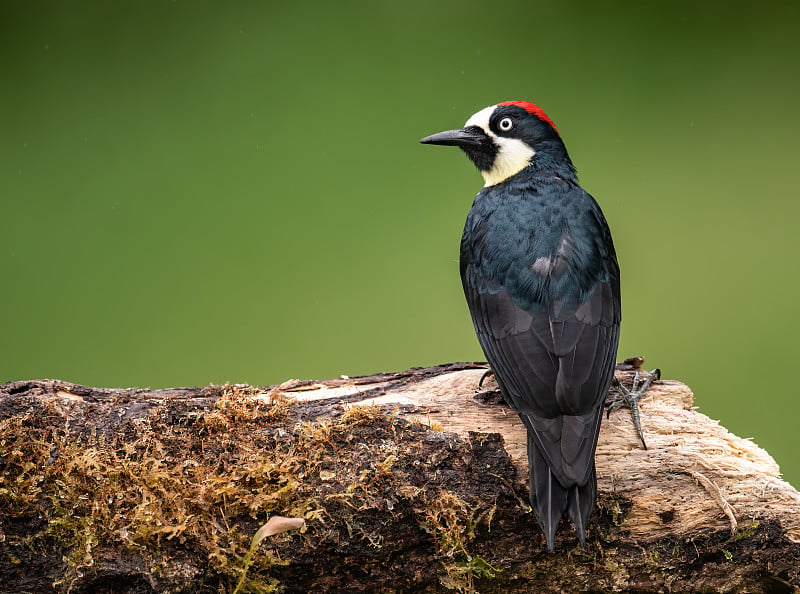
[[1, 361, 798, 593], [296, 362, 800, 544]]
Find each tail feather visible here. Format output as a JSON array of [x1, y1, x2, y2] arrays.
[[528, 433, 597, 551], [566, 463, 596, 547], [528, 433, 568, 552]]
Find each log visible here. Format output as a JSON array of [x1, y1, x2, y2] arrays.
[[1, 360, 798, 593]]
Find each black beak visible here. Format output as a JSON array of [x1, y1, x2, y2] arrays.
[[420, 126, 487, 147]]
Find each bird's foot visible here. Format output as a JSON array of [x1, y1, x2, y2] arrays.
[[478, 368, 495, 388], [473, 368, 506, 406], [607, 368, 660, 450]]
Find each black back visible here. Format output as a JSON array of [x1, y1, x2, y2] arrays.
[[460, 165, 620, 549]]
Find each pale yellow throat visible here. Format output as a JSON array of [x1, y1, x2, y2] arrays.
[[480, 139, 535, 186]]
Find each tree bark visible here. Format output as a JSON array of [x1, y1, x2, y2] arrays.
[[1, 360, 798, 593]]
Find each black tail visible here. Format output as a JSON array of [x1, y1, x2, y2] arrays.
[[528, 434, 567, 552], [566, 463, 595, 548], [528, 433, 596, 552]]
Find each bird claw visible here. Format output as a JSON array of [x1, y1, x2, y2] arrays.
[[478, 368, 495, 389], [608, 368, 660, 450], [474, 368, 507, 406]]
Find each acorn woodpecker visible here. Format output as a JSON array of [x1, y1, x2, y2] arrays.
[[421, 101, 638, 551]]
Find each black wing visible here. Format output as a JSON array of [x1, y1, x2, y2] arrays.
[[463, 278, 619, 486], [459, 182, 621, 489]]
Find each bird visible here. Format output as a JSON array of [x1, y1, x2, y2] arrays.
[[421, 100, 642, 551]]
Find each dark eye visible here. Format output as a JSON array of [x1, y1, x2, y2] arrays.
[[498, 117, 514, 132]]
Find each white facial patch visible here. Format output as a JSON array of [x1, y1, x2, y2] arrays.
[[465, 105, 536, 187]]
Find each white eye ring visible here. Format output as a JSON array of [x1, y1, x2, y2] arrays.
[[498, 117, 514, 132]]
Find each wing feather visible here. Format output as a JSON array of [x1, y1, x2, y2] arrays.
[[460, 178, 620, 496], [464, 273, 619, 487]]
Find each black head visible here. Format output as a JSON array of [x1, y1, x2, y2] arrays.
[[421, 101, 573, 186]]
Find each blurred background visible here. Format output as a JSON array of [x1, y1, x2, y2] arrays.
[[2, 1, 798, 486]]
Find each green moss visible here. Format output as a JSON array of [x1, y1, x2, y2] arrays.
[[0, 385, 311, 591], [419, 491, 500, 592], [1, 385, 507, 592], [733, 520, 760, 541]]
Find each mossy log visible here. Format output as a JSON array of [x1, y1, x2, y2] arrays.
[[1, 360, 799, 593]]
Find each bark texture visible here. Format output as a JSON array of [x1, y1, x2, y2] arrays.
[[1, 360, 798, 593]]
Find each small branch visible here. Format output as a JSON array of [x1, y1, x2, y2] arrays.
[[688, 470, 738, 535]]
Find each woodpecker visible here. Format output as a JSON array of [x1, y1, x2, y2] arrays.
[[421, 101, 636, 551]]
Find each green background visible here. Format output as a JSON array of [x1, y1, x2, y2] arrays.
[[2, 2, 798, 487]]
